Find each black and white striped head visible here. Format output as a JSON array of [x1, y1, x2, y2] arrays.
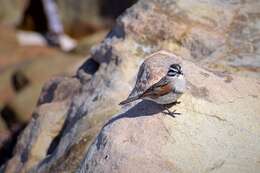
[[167, 64, 183, 77]]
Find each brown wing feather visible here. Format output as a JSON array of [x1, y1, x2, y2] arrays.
[[141, 77, 172, 99], [119, 76, 172, 105]]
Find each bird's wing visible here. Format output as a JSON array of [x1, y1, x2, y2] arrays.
[[119, 77, 171, 105], [141, 77, 172, 98], [119, 95, 140, 105]]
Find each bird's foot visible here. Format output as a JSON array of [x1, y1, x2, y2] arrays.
[[162, 107, 181, 118], [161, 101, 181, 117]]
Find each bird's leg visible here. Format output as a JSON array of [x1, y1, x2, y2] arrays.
[[164, 101, 181, 107], [163, 107, 180, 117], [162, 101, 181, 117]]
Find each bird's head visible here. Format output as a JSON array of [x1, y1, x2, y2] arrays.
[[167, 64, 183, 77]]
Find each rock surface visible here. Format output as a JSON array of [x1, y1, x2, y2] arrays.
[[0, 0, 26, 25], [0, 24, 84, 167], [2, 0, 260, 172], [79, 52, 260, 173]]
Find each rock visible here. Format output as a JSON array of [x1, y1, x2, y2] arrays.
[[0, 116, 9, 144], [0, 68, 16, 106], [0, 24, 19, 68], [78, 52, 260, 173], [0, 0, 27, 25], [0, 115, 12, 166], [117, 0, 260, 78], [0, 49, 83, 126], [4, 102, 70, 173], [0, 112, 23, 168], [4, 77, 81, 173], [73, 30, 109, 56], [2, 55, 83, 122], [0, 114, 7, 134], [11, 69, 30, 92], [0, 23, 84, 168], [2, 0, 260, 172], [3, 83, 43, 123], [2, 77, 79, 172], [37, 76, 80, 105]]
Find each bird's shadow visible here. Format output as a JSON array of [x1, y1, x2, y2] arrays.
[[104, 100, 178, 127]]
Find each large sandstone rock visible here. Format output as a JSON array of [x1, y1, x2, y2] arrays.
[[79, 52, 260, 173], [2, 0, 260, 172]]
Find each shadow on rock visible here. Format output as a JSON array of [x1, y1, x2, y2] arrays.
[[104, 100, 164, 127]]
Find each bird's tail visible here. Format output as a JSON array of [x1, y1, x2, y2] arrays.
[[119, 95, 140, 105]]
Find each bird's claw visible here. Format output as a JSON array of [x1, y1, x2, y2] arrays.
[[163, 109, 181, 118]]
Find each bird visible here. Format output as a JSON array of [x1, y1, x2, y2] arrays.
[[119, 63, 186, 116]]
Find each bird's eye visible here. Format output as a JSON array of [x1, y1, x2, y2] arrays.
[[167, 70, 177, 76], [168, 64, 182, 76]]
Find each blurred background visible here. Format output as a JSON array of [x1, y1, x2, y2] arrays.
[[0, 0, 137, 166]]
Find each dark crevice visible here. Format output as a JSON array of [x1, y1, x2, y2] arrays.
[[47, 131, 63, 155], [35, 116, 71, 168], [106, 22, 125, 39], [11, 70, 30, 92], [77, 58, 100, 80], [46, 102, 88, 157], [99, 0, 138, 19], [44, 120, 67, 164], [0, 121, 26, 166], [0, 106, 27, 166], [37, 82, 58, 105], [46, 107, 87, 159], [1, 106, 19, 129]]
